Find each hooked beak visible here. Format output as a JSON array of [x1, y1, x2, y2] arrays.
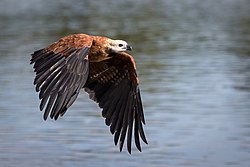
[[126, 45, 133, 51]]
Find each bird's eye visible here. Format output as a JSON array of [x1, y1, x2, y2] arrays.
[[119, 44, 123, 47]]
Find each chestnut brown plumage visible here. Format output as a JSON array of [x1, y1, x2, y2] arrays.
[[30, 34, 147, 154]]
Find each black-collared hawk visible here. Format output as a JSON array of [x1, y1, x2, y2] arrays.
[[30, 34, 147, 154]]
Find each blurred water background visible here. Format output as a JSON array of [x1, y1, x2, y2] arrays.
[[0, 0, 250, 166]]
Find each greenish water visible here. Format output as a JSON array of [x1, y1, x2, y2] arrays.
[[0, 0, 250, 167]]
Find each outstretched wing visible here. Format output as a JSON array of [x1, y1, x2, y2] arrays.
[[84, 52, 148, 154], [30, 34, 92, 120]]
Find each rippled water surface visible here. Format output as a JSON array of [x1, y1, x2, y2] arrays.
[[0, 0, 250, 167]]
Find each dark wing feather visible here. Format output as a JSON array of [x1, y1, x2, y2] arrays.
[[84, 54, 147, 154], [31, 47, 90, 120]]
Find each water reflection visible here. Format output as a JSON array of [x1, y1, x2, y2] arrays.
[[0, 0, 250, 167]]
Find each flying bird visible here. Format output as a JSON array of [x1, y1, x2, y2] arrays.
[[30, 34, 147, 154]]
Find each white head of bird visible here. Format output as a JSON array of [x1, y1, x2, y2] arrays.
[[107, 39, 132, 53]]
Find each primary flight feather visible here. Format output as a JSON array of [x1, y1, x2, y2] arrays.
[[30, 34, 147, 154]]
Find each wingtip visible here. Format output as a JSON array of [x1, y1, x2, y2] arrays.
[[140, 132, 148, 145], [136, 145, 142, 152], [119, 146, 123, 152], [128, 149, 132, 154], [43, 113, 48, 120]]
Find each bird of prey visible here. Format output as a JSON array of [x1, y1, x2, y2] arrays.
[[30, 34, 147, 154]]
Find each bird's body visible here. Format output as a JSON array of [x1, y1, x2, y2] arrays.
[[30, 33, 147, 153]]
